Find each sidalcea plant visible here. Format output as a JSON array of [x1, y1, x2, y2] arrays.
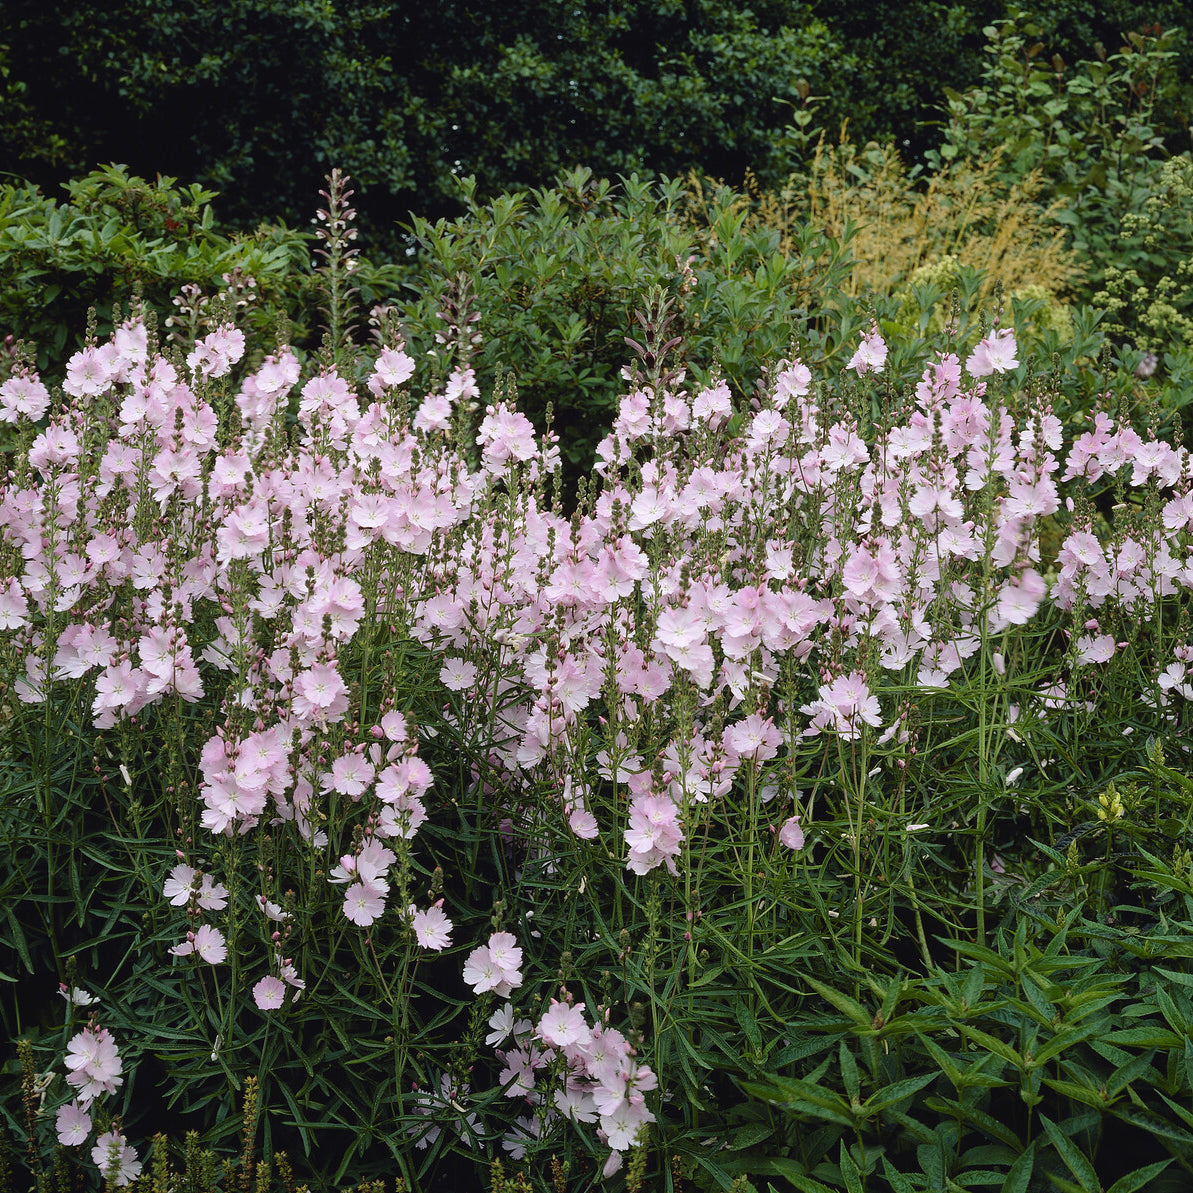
[[3, 241, 1193, 1190]]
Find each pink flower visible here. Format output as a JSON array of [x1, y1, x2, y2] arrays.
[[723, 713, 782, 765], [440, 657, 478, 691], [370, 346, 415, 390], [692, 381, 732, 427], [171, 925, 229, 963], [91, 1131, 141, 1186], [162, 863, 198, 905], [252, 976, 287, 1011], [322, 751, 376, 798], [411, 903, 454, 950], [463, 932, 523, 996], [477, 403, 537, 468], [0, 372, 51, 422], [537, 1000, 592, 1049], [343, 880, 387, 926], [624, 793, 683, 875], [847, 325, 887, 376], [778, 817, 805, 850], [802, 672, 883, 739], [965, 328, 1018, 377], [64, 1025, 124, 1104], [462, 944, 502, 993], [56, 1099, 91, 1146], [292, 661, 351, 724]]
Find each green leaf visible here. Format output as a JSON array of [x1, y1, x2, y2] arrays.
[[957, 1024, 1023, 1069], [803, 974, 874, 1030], [1105, 1160, 1172, 1193], [839, 1141, 864, 1193], [729, 1122, 774, 1151], [1001, 1145, 1034, 1193], [881, 1157, 919, 1193], [864, 1073, 938, 1116], [763, 1160, 839, 1193], [1040, 1115, 1100, 1191]]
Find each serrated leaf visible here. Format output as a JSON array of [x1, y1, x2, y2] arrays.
[[729, 1122, 774, 1151], [1105, 1159, 1172, 1193], [1001, 1145, 1034, 1193], [864, 1073, 938, 1115], [803, 974, 873, 1030], [839, 1141, 864, 1193], [1040, 1114, 1100, 1191], [881, 1157, 919, 1193], [957, 1024, 1023, 1068], [763, 1159, 839, 1193]]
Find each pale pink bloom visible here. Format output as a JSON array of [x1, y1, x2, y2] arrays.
[[723, 713, 782, 765], [1074, 633, 1116, 665], [568, 804, 599, 838], [965, 328, 1019, 377], [692, 380, 732, 426], [487, 931, 523, 982], [323, 751, 376, 798], [486, 1005, 514, 1047], [615, 391, 653, 440], [292, 661, 351, 723], [252, 976, 287, 1011], [91, 1131, 141, 1186], [462, 945, 502, 994], [0, 578, 28, 630], [414, 394, 453, 432], [477, 403, 537, 467], [343, 879, 388, 926], [379, 710, 408, 742], [440, 657, 478, 691], [28, 424, 81, 469], [370, 346, 415, 390], [537, 1000, 592, 1049], [162, 864, 198, 905], [847, 325, 887, 375], [186, 323, 245, 379], [169, 924, 227, 964], [803, 672, 883, 739], [464, 932, 523, 995], [58, 985, 97, 1006], [56, 1099, 91, 1146], [375, 757, 433, 803], [330, 839, 397, 886], [257, 895, 290, 922], [196, 874, 229, 911], [994, 569, 1047, 627], [773, 359, 812, 406], [0, 372, 51, 422], [444, 365, 478, 402], [779, 817, 805, 850], [915, 353, 962, 407], [64, 1025, 123, 1104], [411, 903, 454, 950], [63, 346, 113, 397], [601, 1098, 654, 1151], [625, 793, 684, 875]]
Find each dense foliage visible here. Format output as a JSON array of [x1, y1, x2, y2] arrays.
[[3, 1, 1190, 241], [3, 184, 1193, 1191]]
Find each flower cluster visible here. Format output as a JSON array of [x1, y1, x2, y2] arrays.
[[50, 1006, 141, 1186], [8, 296, 1193, 1177], [487, 996, 657, 1171]]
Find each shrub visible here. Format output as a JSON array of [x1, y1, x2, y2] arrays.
[[400, 167, 856, 487], [0, 165, 409, 379]]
